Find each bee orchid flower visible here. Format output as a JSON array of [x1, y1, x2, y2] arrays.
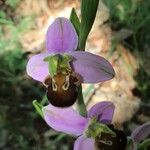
[[26, 17, 115, 107], [42, 101, 127, 150], [128, 122, 150, 150]]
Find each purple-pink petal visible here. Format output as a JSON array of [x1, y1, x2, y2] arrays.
[[46, 17, 78, 53], [26, 53, 49, 82], [43, 104, 88, 136], [88, 101, 115, 124], [74, 135, 95, 150], [26, 51, 115, 83], [131, 122, 150, 142], [69, 51, 115, 83]]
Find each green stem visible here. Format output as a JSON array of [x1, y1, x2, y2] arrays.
[[77, 85, 87, 117], [41, 94, 48, 105], [76, 0, 99, 117]]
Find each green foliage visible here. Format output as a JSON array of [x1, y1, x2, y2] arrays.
[[103, 0, 150, 104], [133, 67, 150, 104], [103, 0, 150, 50], [70, 8, 80, 37], [70, 0, 100, 50], [0, 10, 7, 19], [5, 0, 21, 8], [0, 15, 33, 75], [138, 138, 150, 150], [79, 0, 99, 50], [103, 0, 149, 28]]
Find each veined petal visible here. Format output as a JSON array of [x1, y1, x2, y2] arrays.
[[74, 136, 95, 150], [69, 51, 115, 83], [88, 101, 115, 124], [43, 104, 88, 136], [131, 122, 150, 142], [46, 17, 78, 53], [26, 53, 49, 82]]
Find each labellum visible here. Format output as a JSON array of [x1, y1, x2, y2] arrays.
[[43, 54, 81, 107], [94, 125, 127, 150], [44, 71, 81, 107]]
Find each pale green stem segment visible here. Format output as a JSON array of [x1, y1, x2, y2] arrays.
[[77, 85, 87, 117], [70, 6, 87, 117]]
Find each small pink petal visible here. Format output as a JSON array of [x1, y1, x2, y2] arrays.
[[74, 136, 95, 150], [26, 53, 49, 82], [88, 101, 115, 124], [43, 104, 88, 136], [131, 122, 150, 142], [69, 51, 115, 83], [46, 17, 78, 53]]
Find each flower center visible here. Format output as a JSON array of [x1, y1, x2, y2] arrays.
[[84, 119, 127, 150], [43, 54, 82, 107], [94, 125, 127, 150], [85, 118, 116, 138], [44, 72, 81, 107]]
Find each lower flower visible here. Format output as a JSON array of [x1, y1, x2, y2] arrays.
[[94, 125, 127, 150], [42, 101, 150, 150], [43, 101, 128, 150]]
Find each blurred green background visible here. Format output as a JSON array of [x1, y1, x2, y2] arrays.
[[0, 0, 149, 149]]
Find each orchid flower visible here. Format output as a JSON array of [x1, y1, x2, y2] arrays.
[[43, 101, 127, 150], [127, 122, 150, 150], [26, 17, 115, 107]]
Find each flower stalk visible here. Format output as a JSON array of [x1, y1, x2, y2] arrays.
[[74, 0, 100, 117], [77, 85, 87, 117]]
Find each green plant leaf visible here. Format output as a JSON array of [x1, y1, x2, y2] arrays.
[[79, 0, 99, 50], [0, 18, 14, 25], [70, 8, 80, 36], [138, 138, 150, 150], [6, 0, 21, 8], [0, 11, 6, 19]]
